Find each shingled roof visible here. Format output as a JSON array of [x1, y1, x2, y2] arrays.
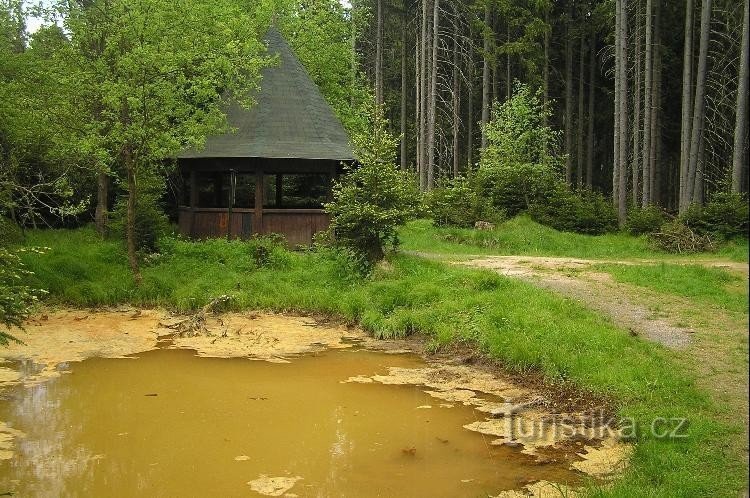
[[179, 29, 354, 161]]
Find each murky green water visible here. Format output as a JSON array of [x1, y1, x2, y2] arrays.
[[0, 348, 581, 497]]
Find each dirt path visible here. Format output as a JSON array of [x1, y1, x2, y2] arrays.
[[445, 253, 749, 467]]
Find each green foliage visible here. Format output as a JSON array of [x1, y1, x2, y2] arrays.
[[325, 104, 421, 263], [0, 216, 21, 246], [528, 186, 618, 235], [477, 84, 563, 216], [109, 193, 171, 253], [277, 0, 372, 137], [624, 205, 668, 235], [649, 219, 715, 254], [0, 246, 46, 343], [424, 177, 499, 228], [681, 193, 749, 240]]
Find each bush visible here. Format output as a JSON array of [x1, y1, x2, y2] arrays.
[[0, 246, 46, 342], [0, 217, 22, 247], [110, 193, 171, 253], [425, 177, 499, 227], [476, 84, 564, 216], [528, 186, 618, 235], [649, 220, 715, 254], [475, 162, 560, 217], [625, 206, 667, 235], [698, 192, 748, 240]]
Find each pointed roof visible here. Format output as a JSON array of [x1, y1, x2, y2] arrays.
[[179, 29, 354, 161]]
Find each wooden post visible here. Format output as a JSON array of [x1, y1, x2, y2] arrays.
[[254, 166, 263, 235], [189, 169, 197, 238]]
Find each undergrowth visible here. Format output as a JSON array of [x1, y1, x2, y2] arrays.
[[13, 226, 749, 497]]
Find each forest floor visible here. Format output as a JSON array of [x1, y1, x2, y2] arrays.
[[411, 251, 750, 475]]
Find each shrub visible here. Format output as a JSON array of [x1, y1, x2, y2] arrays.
[[425, 177, 499, 228], [475, 162, 560, 216], [325, 103, 422, 263], [649, 220, 715, 254], [625, 206, 668, 235], [110, 193, 171, 253], [0, 246, 47, 342], [0, 217, 22, 246], [699, 192, 748, 240], [476, 83, 564, 216], [528, 186, 618, 235]]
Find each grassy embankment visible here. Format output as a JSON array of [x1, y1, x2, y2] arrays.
[[399, 216, 749, 262], [14, 226, 749, 497]]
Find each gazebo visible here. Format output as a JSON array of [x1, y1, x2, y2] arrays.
[[177, 29, 355, 245]]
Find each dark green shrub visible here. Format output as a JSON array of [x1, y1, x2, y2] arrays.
[[475, 162, 560, 217], [528, 186, 618, 235], [625, 206, 668, 235], [699, 192, 748, 240], [109, 193, 171, 253], [650, 219, 715, 254], [0, 217, 22, 246], [425, 177, 499, 227], [325, 103, 422, 263]]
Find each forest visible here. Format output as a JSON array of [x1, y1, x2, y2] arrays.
[[0, 0, 749, 497]]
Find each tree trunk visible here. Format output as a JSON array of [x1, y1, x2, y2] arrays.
[[577, 35, 585, 187], [401, 7, 408, 170], [481, 1, 491, 150], [543, 7, 550, 129], [586, 33, 596, 188], [506, 21, 511, 100], [565, 7, 574, 185], [679, 0, 694, 211], [613, 0, 621, 205], [617, 0, 629, 224], [632, 0, 642, 206], [685, 0, 712, 207], [124, 150, 141, 284], [649, 2, 661, 203], [427, 0, 439, 190], [732, 0, 749, 192], [642, 0, 653, 206], [419, 0, 428, 187], [467, 33, 474, 168], [452, 14, 460, 177], [375, 0, 384, 106], [94, 171, 108, 236]]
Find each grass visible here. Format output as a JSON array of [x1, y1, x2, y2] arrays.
[[597, 263, 749, 314], [399, 216, 749, 262], [13, 226, 749, 497]]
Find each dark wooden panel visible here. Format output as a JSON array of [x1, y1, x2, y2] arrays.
[[262, 211, 330, 246]]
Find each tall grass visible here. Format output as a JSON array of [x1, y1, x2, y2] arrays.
[[16, 227, 748, 496], [400, 216, 749, 262]]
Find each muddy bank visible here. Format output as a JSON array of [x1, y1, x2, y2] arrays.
[[1, 308, 632, 490]]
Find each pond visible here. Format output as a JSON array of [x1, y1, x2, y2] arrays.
[[0, 346, 585, 497]]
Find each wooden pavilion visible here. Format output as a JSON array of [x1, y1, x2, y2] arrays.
[[177, 30, 355, 245]]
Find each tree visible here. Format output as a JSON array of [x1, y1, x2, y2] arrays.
[[326, 103, 421, 262], [56, 0, 269, 282]]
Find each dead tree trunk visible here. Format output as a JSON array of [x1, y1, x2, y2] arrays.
[[481, 1, 492, 150], [685, 0, 712, 207], [452, 13, 461, 177], [401, 7, 408, 170], [375, 0, 384, 106], [632, 0, 642, 206], [617, 0, 629, 223], [586, 32, 596, 188], [642, 0, 653, 206], [427, 0, 439, 190], [565, 6, 574, 184], [732, 0, 749, 192]]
